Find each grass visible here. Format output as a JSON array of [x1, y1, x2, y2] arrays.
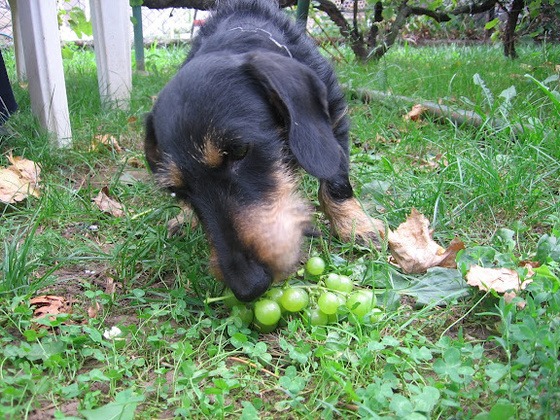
[[0, 41, 559, 419]]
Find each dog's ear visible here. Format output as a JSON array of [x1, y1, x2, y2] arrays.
[[244, 53, 342, 179], [144, 112, 161, 173]]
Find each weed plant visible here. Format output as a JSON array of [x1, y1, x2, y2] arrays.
[[0, 42, 559, 419]]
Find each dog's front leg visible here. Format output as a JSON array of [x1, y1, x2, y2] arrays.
[[318, 179, 385, 249]]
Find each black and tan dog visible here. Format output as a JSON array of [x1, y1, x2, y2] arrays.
[[145, 0, 384, 302]]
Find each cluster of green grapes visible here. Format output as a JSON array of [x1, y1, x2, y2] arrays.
[[223, 256, 382, 333]]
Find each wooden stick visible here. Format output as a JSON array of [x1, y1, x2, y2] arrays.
[[228, 356, 280, 379], [347, 86, 535, 135]]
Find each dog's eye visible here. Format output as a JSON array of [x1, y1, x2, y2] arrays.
[[227, 144, 249, 161]]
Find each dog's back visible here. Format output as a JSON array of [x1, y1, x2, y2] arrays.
[[187, 0, 349, 135]]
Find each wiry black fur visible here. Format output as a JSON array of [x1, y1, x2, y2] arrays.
[[145, 0, 358, 301]]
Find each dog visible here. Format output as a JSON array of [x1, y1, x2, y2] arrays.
[[145, 0, 384, 302]]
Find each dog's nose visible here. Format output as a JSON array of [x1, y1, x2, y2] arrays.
[[227, 262, 273, 302]]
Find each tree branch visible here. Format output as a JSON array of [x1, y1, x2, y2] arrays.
[[141, 0, 297, 10]]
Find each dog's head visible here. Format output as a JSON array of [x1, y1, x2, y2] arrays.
[[145, 52, 343, 301]]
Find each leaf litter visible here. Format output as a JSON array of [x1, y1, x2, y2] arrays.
[[388, 208, 465, 274], [0, 153, 41, 204], [93, 186, 125, 218], [384, 208, 535, 307]]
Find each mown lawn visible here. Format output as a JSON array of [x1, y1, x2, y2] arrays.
[[0, 41, 559, 419]]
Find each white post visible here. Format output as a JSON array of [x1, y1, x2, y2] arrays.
[[16, 0, 72, 147], [89, 0, 132, 109], [8, 0, 26, 82]]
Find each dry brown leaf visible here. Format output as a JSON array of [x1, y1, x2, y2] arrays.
[[127, 116, 138, 124], [415, 153, 449, 171], [89, 134, 123, 154], [0, 154, 41, 203], [388, 208, 465, 274], [375, 133, 401, 144], [30, 295, 72, 321], [87, 301, 102, 319], [466, 265, 533, 293], [93, 186, 125, 217], [105, 276, 116, 295], [404, 104, 428, 122], [118, 170, 151, 185], [466, 265, 533, 308], [124, 156, 145, 168]]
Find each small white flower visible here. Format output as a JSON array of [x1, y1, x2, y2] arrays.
[[103, 326, 122, 340]]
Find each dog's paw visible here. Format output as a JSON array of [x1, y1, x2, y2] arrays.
[[321, 196, 385, 250]]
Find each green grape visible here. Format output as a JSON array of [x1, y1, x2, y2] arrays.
[[325, 273, 353, 293], [327, 312, 338, 323], [306, 256, 326, 276], [305, 307, 329, 326], [223, 293, 241, 308], [231, 304, 254, 325], [280, 288, 309, 312], [253, 320, 278, 333], [337, 275, 354, 293], [361, 289, 377, 307], [317, 292, 342, 315], [266, 287, 284, 304], [324, 273, 341, 290], [253, 299, 282, 326], [346, 291, 375, 317], [369, 308, 383, 322]]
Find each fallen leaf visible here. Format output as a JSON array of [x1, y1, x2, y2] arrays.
[[93, 186, 125, 217], [519, 260, 540, 269], [404, 104, 428, 122], [89, 134, 123, 154], [414, 153, 449, 171], [30, 295, 72, 321], [388, 208, 465, 274], [466, 265, 533, 308], [105, 276, 117, 295], [0, 154, 41, 203], [87, 301, 101, 319], [124, 156, 145, 168], [127, 116, 138, 124], [375, 133, 401, 144], [118, 170, 151, 185]]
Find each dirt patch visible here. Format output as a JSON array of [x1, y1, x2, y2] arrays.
[[28, 400, 80, 420]]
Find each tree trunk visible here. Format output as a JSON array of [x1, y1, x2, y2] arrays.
[[315, 0, 369, 60], [370, 0, 411, 60], [503, 0, 525, 59]]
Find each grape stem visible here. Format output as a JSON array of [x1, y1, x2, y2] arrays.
[[204, 294, 235, 304]]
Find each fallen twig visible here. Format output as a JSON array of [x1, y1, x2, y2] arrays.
[[347, 86, 535, 135], [228, 356, 280, 379]]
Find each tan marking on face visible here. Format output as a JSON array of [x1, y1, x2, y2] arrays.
[[201, 134, 225, 168], [319, 183, 385, 249], [209, 244, 223, 281], [234, 166, 312, 281], [154, 160, 183, 189]]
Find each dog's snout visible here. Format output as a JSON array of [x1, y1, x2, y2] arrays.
[[229, 266, 273, 302], [211, 250, 273, 302]]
